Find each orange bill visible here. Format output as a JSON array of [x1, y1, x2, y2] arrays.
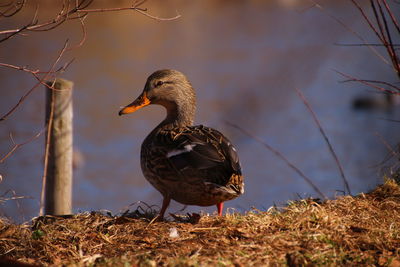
[[119, 92, 151, 116]]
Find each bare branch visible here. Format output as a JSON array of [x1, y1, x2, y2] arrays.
[[377, 117, 400, 123], [0, 1, 179, 120], [0, 0, 180, 42], [66, 15, 87, 51], [341, 78, 400, 92], [295, 87, 351, 195], [352, 0, 385, 44], [0, 1, 14, 8], [0, 0, 25, 18], [350, 0, 400, 76], [225, 121, 327, 200], [334, 69, 400, 95], [0, 82, 41, 122], [77, 1, 181, 21], [310, 0, 389, 65], [370, 0, 388, 43], [39, 79, 56, 216], [377, 0, 400, 76], [371, 131, 400, 170], [0, 23, 30, 43], [334, 43, 400, 47], [374, 132, 399, 160], [0, 129, 44, 164], [134, 9, 181, 21], [0, 40, 70, 122], [77, 6, 146, 13], [0, 190, 32, 208], [0, 62, 40, 74], [0, 59, 73, 94], [382, 0, 400, 34]]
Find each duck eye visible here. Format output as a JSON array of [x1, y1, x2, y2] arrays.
[[156, 81, 164, 87]]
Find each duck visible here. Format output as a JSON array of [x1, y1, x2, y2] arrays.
[[352, 92, 395, 110], [119, 69, 244, 220]]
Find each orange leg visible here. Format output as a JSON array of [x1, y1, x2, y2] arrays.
[[216, 202, 224, 216], [158, 196, 171, 221]]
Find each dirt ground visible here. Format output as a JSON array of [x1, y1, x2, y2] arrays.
[[1, 179, 399, 266]]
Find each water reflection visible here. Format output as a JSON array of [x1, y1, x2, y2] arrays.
[[1, 0, 399, 222]]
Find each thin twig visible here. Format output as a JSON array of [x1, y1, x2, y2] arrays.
[[225, 121, 327, 200], [370, 0, 388, 44], [0, 0, 177, 120], [77, 3, 181, 21], [374, 0, 400, 76], [77, 7, 146, 13], [0, 61, 72, 93], [294, 87, 351, 195], [0, 0, 25, 18], [350, 0, 400, 75], [334, 43, 400, 47], [0, 0, 180, 40], [382, 0, 400, 34], [377, 117, 400, 123], [311, 0, 389, 65], [66, 15, 87, 51], [0, 189, 33, 204], [0, 23, 30, 43], [0, 40, 69, 122], [340, 78, 400, 92], [0, 129, 44, 164], [0, 1, 14, 8], [334, 69, 400, 95], [0, 62, 40, 73], [372, 131, 400, 170], [134, 9, 181, 21], [0, 81, 42, 122], [0, 0, 89, 36], [39, 79, 56, 216], [352, 0, 386, 44], [374, 132, 399, 160]]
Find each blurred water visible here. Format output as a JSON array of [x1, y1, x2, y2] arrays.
[[1, 0, 399, 222]]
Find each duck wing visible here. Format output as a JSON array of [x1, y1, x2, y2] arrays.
[[164, 125, 242, 186]]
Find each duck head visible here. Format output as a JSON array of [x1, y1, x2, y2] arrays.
[[119, 69, 196, 127]]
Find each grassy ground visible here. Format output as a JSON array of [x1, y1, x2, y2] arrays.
[[1, 180, 400, 266]]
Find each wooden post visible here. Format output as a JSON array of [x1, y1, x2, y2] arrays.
[[44, 78, 73, 215]]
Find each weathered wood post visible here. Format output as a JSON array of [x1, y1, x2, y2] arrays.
[[44, 78, 73, 215]]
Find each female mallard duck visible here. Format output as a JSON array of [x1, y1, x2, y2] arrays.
[[119, 69, 244, 220]]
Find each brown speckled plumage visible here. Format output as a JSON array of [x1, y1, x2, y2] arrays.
[[119, 69, 244, 219]]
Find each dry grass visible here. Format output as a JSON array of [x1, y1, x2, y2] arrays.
[[1, 180, 400, 266]]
